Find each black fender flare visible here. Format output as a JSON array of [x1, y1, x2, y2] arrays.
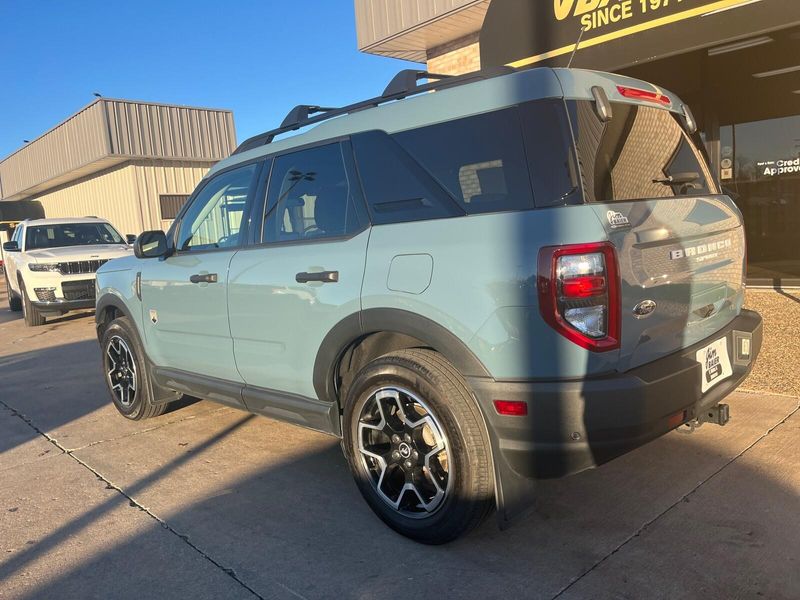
[[95, 293, 137, 339], [312, 308, 491, 407]]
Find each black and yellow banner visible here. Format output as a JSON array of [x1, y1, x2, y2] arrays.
[[480, 0, 790, 69]]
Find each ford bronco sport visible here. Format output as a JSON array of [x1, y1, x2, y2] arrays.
[[95, 67, 762, 544]]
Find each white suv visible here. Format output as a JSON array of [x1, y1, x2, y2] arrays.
[[3, 217, 134, 326]]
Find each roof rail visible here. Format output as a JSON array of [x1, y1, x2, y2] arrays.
[[381, 69, 452, 97], [280, 105, 336, 129], [233, 66, 515, 155]]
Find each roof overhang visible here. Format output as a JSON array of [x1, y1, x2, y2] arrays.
[[0, 98, 236, 201], [355, 0, 489, 61]]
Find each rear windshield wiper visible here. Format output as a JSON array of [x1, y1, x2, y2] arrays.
[[652, 172, 700, 186]]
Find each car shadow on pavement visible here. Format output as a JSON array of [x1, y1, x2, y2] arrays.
[[0, 339, 107, 452], [2, 396, 798, 600]]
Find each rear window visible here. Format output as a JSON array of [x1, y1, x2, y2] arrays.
[[568, 100, 718, 202], [393, 108, 534, 215]]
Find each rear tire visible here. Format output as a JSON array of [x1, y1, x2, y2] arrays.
[[342, 349, 494, 544], [101, 316, 168, 420], [20, 280, 45, 326], [6, 275, 21, 312]]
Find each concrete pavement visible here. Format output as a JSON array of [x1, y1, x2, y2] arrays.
[[0, 292, 798, 599]]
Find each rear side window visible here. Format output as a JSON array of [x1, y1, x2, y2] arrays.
[[519, 99, 582, 207], [262, 142, 364, 243], [393, 108, 535, 215], [351, 131, 461, 225], [568, 100, 718, 202]]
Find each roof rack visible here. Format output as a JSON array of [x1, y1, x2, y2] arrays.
[[233, 66, 515, 155]]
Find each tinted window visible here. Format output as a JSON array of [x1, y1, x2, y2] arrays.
[[262, 143, 363, 243], [177, 163, 257, 251], [351, 130, 461, 225], [568, 100, 717, 202], [26, 222, 125, 250], [393, 108, 534, 214], [519, 99, 582, 207]]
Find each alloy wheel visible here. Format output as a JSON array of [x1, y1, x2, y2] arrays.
[[105, 336, 137, 407], [357, 387, 451, 518]]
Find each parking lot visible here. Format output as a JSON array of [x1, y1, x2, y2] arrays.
[[1, 287, 798, 600]]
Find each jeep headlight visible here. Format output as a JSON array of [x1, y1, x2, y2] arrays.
[[29, 263, 61, 272]]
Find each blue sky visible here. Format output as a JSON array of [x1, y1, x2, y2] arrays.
[[0, 0, 418, 158]]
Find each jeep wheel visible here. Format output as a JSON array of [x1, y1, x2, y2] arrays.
[[20, 280, 45, 326], [343, 349, 494, 544], [101, 316, 167, 420], [6, 275, 21, 312]]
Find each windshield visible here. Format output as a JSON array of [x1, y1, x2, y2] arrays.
[[25, 222, 125, 250], [567, 100, 718, 202]]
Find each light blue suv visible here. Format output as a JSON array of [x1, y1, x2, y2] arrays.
[[95, 67, 762, 543]]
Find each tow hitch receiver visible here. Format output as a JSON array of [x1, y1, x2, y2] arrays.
[[681, 403, 730, 433], [702, 403, 730, 426]]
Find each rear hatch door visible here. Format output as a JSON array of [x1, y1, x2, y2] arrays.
[[562, 79, 745, 371]]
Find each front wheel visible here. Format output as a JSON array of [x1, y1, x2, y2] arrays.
[[6, 275, 21, 312], [101, 316, 168, 420], [342, 349, 494, 544], [20, 280, 45, 326]]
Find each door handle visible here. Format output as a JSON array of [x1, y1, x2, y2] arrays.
[[295, 270, 339, 283], [189, 273, 218, 284]]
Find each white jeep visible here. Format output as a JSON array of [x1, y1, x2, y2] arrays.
[[3, 217, 134, 326]]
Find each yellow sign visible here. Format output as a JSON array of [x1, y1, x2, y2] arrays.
[[509, 0, 763, 68]]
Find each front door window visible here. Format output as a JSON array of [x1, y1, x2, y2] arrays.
[[177, 164, 257, 252]]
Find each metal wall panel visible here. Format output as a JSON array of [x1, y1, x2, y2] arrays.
[[30, 160, 209, 235], [104, 101, 236, 162], [355, 0, 488, 58], [0, 99, 234, 201], [0, 102, 110, 201]]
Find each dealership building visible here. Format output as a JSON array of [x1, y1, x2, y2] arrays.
[[355, 0, 800, 286], [0, 98, 235, 235]]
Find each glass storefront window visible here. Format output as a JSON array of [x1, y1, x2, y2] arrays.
[[720, 115, 800, 285]]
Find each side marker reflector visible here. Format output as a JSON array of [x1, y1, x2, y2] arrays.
[[493, 400, 528, 416]]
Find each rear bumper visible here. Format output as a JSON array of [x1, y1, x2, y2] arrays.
[[468, 309, 763, 479]]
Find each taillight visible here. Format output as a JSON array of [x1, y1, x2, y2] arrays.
[[537, 242, 620, 352], [616, 85, 671, 106]]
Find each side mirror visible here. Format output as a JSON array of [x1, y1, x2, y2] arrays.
[[126, 234, 137, 244], [2, 241, 19, 252], [133, 230, 168, 259]]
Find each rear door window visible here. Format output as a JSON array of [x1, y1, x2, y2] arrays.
[[262, 142, 365, 243], [393, 108, 535, 215], [567, 100, 718, 202]]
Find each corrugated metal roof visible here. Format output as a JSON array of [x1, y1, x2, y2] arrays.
[[0, 99, 236, 200], [355, 0, 489, 61]]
